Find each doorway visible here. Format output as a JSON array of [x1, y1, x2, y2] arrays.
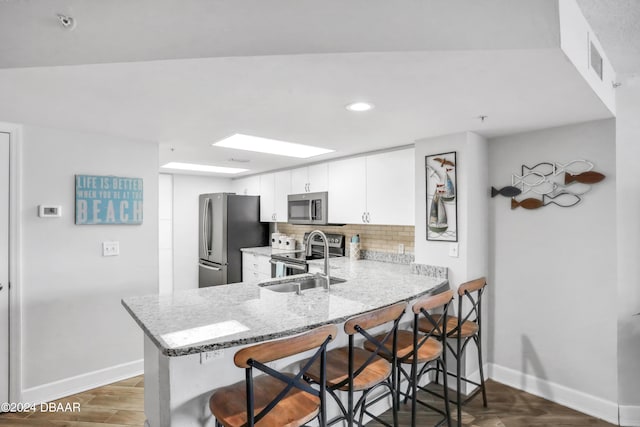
[[0, 131, 9, 404]]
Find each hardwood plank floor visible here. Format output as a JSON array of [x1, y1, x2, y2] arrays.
[[0, 376, 617, 426], [0, 376, 145, 427]]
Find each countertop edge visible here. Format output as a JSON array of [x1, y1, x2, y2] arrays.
[[158, 279, 449, 357]]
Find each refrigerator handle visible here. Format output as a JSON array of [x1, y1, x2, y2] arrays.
[[202, 197, 210, 256], [199, 262, 221, 271]]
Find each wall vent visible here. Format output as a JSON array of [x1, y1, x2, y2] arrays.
[[590, 40, 603, 81]]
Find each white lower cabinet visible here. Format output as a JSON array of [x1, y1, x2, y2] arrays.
[[242, 252, 271, 282]]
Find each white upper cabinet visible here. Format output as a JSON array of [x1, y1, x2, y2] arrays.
[[327, 149, 415, 225], [232, 175, 260, 196], [259, 173, 276, 222], [290, 167, 309, 194], [290, 164, 328, 194], [274, 170, 291, 222], [328, 157, 367, 224], [366, 148, 415, 225], [260, 148, 414, 225], [259, 171, 291, 222]]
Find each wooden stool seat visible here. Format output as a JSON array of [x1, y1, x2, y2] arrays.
[[418, 315, 479, 338], [304, 346, 392, 391], [210, 374, 320, 427], [364, 330, 443, 364], [209, 324, 337, 427]]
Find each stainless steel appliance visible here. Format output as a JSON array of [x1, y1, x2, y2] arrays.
[[270, 232, 345, 278], [287, 191, 328, 225], [199, 193, 268, 287]]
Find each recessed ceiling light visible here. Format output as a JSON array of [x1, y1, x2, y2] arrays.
[[345, 102, 374, 112], [212, 134, 334, 159], [161, 162, 248, 174]]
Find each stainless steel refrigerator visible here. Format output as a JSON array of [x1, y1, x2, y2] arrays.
[[198, 193, 268, 287]]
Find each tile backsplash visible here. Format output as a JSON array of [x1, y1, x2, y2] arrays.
[[275, 223, 415, 255]]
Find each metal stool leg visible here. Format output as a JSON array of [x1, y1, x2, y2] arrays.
[[456, 336, 462, 427], [474, 335, 487, 407]]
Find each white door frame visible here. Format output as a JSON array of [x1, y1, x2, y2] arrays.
[[0, 121, 23, 402]]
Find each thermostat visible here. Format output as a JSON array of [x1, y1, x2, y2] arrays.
[[38, 205, 62, 217]]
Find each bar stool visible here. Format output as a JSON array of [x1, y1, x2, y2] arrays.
[[364, 290, 454, 427], [418, 277, 488, 427], [303, 302, 407, 427], [209, 324, 337, 427]]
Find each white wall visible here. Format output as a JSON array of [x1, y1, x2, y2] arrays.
[[414, 131, 489, 391], [616, 74, 640, 425], [414, 132, 489, 288], [172, 174, 232, 291], [19, 124, 158, 401], [159, 174, 173, 295], [488, 119, 618, 422]]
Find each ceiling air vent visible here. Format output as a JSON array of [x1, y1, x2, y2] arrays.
[[590, 40, 603, 81]]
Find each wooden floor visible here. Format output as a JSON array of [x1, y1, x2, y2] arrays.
[[0, 376, 617, 426]]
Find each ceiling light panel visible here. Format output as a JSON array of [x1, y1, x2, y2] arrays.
[[212, 134, 334, 159], [161, 162, 248, 174], [345, 102, 374, 112]]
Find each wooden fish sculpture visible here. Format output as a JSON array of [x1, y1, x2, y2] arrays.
[[511, 198, 544, 210], [564, 171, 605, 185], [491, 186, 522, 198]]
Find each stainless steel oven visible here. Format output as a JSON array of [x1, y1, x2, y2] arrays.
[[287, 191, 328, 225], [270, 233, 345, 278]]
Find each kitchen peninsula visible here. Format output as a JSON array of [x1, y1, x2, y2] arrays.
[[122, 257, 448, 427]]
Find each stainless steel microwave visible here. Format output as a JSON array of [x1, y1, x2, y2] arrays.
[[287, 191, 328, 225]]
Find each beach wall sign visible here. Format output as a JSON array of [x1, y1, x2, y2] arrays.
[[75, 175, 143, 225]]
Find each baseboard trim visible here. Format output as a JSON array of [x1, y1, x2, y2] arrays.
[[22, 359, 143, 404], [489, 363, 619, 425], [620, 405, 640, 426]]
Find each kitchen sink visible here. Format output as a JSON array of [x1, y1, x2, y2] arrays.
[[261, 275, 347, 294]]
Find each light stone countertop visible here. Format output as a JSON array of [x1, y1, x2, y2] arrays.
[[122, 258, 449, 357], [240, 246, 296, 256]]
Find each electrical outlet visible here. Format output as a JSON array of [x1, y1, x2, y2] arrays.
[[102, 241, 119, 257], [397, 244, 404, 254], [449, 243, 459, 258], [200, 349, 224, 364]]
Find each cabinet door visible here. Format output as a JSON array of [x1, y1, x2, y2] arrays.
[[290, 167, 309, 194], [259, 173, 275, 222], [328, 157, 367, 224], [233, 175, 260, 196], [274, 170, 291, 222], [308, 163, 328, 192], [366, 148, 415, 225]]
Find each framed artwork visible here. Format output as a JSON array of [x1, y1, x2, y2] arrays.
[[75, 175, 143, 225], [426, 152, 457, 241]]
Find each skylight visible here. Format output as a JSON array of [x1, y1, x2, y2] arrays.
[[161, 162, 248, 174], [212, 134, 334, 159]]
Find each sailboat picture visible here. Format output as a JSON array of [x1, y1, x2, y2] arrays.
[[426, 152, 457, 241]]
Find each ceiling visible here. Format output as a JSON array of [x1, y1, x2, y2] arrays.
[[0, 0, 631, 177]]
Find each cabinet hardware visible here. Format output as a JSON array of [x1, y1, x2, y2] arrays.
[[366, 212, 371, 223]]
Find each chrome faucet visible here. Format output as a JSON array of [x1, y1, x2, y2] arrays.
[[306, 230, 330, 289]]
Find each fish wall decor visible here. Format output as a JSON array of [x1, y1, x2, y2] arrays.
[[564, 171, 605, 185], [494, 158, 604, 210], [491, 186, 522, 198], [511, 198, 544, 210]]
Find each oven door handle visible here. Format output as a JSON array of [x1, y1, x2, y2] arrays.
[[269, 259, 308, 270]]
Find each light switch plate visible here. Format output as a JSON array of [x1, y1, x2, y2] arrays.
[[102, 241, 119, 257], [449, 243, 459, 258], [38, 205, 62, 217]]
